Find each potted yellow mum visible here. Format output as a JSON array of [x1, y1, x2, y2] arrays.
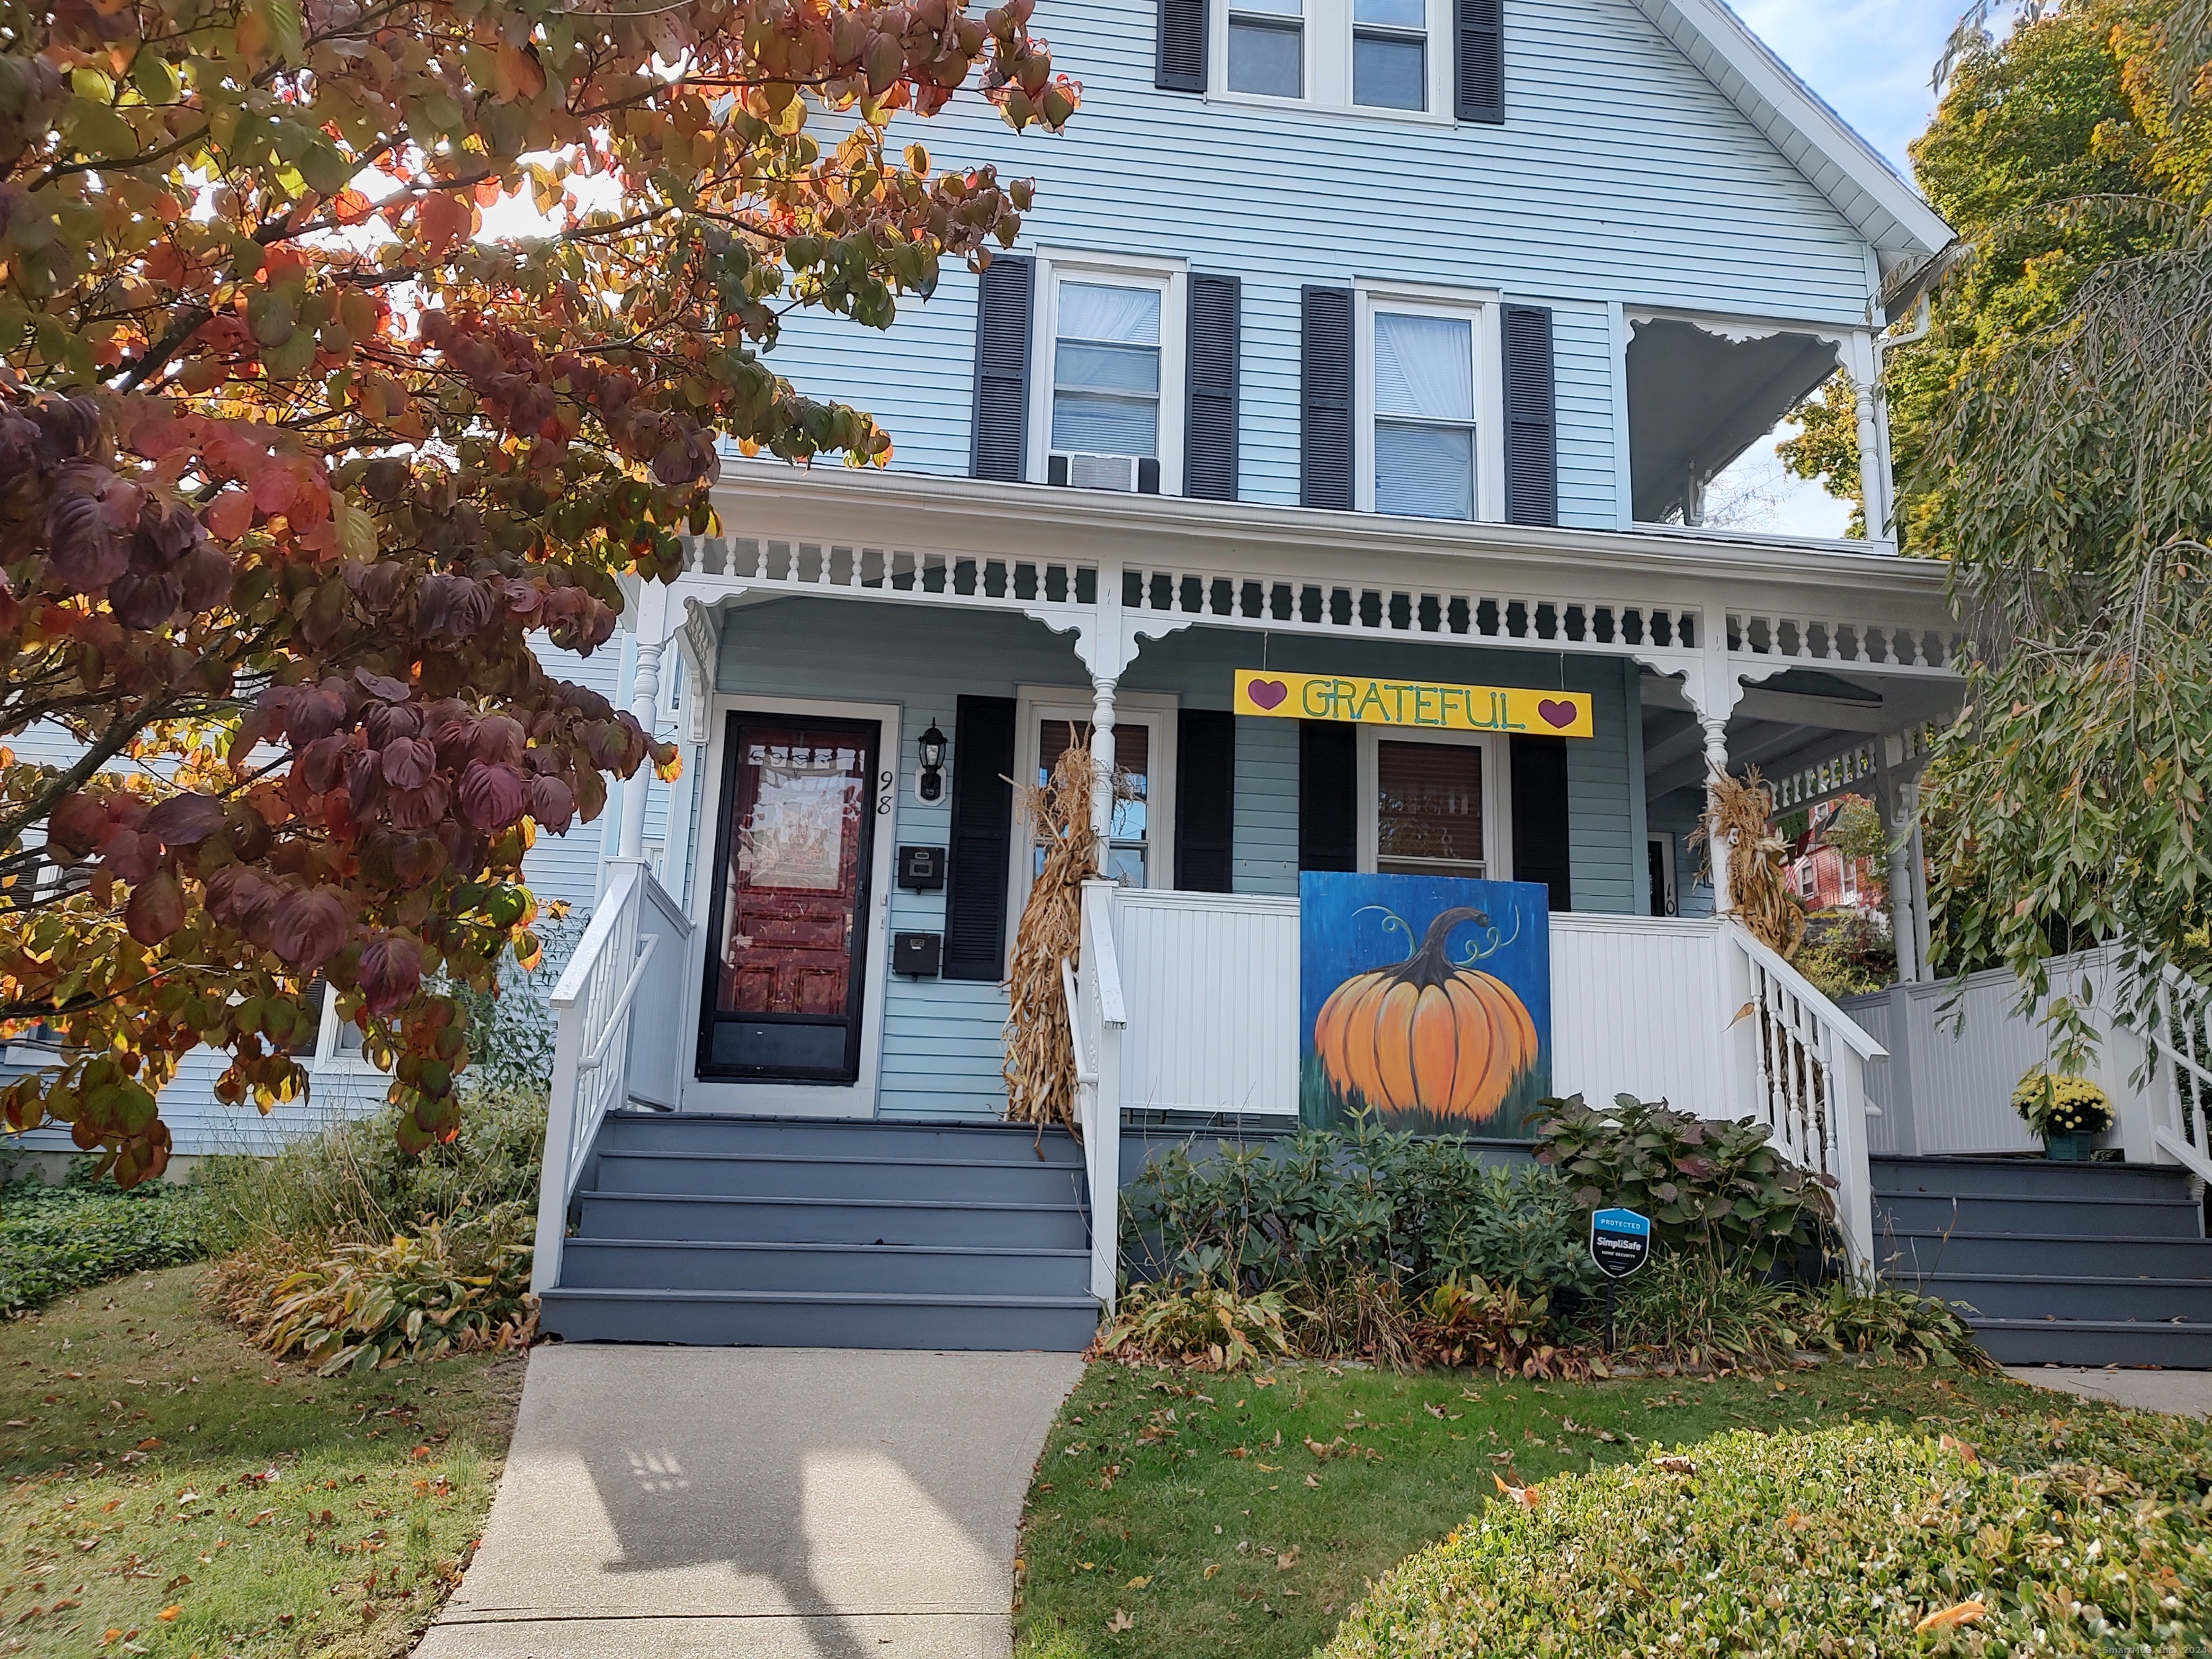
[[2011, 1071, 2114, 1161]]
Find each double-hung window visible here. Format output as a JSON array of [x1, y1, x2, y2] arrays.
[[1205, 0, 1449, 115], [1352, 0, 1426, 109], [1228, 0, 1303, 96], [1357, 287, 1500, 521], [1032, 256, 1187, 494]]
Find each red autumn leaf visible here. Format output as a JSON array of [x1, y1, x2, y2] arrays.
[[358, 933, 424, 1015], [125, 869, 186, 944], [142, 793, 228, 846], [379, 737, 438, 791], [203, 488, 253, 540], [457, 761, 526, 831], [269, 888, 351, 970], [526, 775, 577, 833]]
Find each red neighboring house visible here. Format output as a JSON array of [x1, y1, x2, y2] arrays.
[[1788, 797, 1880, 915]]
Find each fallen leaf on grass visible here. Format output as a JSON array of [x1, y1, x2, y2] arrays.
[[1204, 1563, 1221, 1580], [1916, 1600, 1986, 1634], [1125, 1575, 1151, 1589], [1654, 1456, 1698, 1476], [1303, 1473, 1321, 1488], [1107, 1609, 1134, 1633], [1277, 1547, 1300, 1570], [156, 1606, 181, 1622]]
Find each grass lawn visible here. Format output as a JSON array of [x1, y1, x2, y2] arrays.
[[0, 1264, 523, 1658], [1012, 1360, 2074, 1659]]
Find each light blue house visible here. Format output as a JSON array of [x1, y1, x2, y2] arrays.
[[24, 0, 2212, 1362]]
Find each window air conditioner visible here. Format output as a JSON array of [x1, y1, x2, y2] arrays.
[[1048, 452, 1161, 493]]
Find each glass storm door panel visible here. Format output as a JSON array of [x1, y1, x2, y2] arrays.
[[1375, 739, 1487, 877], [698, 713, 878, 1082], [1037, 719, 1151, 888]]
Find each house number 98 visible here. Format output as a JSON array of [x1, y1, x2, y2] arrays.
[[877, 770, 894, 814]]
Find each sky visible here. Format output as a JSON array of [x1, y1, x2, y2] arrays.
[[1707, 0, 1984, 537]]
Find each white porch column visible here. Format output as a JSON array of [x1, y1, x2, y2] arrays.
[[616, 634, 664, 864], [1884, 813, 1920, 984], [1088, 675, 1118, 876], [1907, 807, 1933, 983], [1847, 331, 1892, 541], [1700, 714, 1733, 913]]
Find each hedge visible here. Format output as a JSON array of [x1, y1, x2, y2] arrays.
[[1326, 1417, 2211, 1658], [0, 1180, 210, 1313]]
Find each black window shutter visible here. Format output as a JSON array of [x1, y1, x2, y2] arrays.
[[1185, 274, 1241, 501], [1455, 0, 1504, 124], [1300, 287, 1354, 511], [943, 696, 1017, 980], [1509, 734, 1572, 912], [1174, 709, 1236, 892], [1298, 721, 1357, 871], [970, 256, 1033, 482], [1156, 0, 1207, 89], [1501, 303, 1557, 526]]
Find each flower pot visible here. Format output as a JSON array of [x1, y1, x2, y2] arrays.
[[2042, 1130, 2101, 1162]]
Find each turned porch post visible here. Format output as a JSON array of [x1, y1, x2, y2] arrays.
[[617, 633, 664, 865], [1701, 714, 1733, 914], [1088, 675, 1118, 876]]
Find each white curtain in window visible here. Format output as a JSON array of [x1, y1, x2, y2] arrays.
[[1375, 425, 1473, 518], [1058, 282, 1159, 345], [1375, 312, 1472, 419]]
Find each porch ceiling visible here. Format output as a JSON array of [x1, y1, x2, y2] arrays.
[[1641, 665, 1958, 803]]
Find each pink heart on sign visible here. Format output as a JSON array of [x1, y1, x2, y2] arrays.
[[1247, 678, 1289, 711], [1537, 698, 1578, 729]]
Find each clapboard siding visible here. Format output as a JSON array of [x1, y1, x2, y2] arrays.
[[1233, 716, 1300, 896], [745, 0, 1876, 526]]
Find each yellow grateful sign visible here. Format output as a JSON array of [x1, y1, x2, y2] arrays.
[[1232, 670, 1594, 738]]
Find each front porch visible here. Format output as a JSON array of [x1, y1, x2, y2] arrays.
[[524, 470, 2012, 1344]]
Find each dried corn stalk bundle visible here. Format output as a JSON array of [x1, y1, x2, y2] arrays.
[[1695, 765, 1807, 960], [1002, 732, 1106, 1130]]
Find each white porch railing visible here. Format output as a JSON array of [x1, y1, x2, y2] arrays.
[[1720, 925, 1884, 1271], [1063, 879, 1127, 1309], [530, 859, 695, 1295], [1084, 894, 1889, 1286], [1840, 947, 2212, 1179], [2146, 968, 2212, 1182]]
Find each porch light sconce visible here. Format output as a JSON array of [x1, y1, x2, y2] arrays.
[[915, 721, 948, 804]]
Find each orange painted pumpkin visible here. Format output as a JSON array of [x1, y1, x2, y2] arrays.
[[1313, 907, 1539, 1124]]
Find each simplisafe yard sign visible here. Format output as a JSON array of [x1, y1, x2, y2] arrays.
[[1590, 1208, 1653, 1279]]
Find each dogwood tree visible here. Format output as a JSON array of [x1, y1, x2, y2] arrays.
[[0, 0, 1079, 1179]]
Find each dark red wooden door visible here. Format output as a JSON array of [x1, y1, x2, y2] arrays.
[[698, 714, 880, 1082]]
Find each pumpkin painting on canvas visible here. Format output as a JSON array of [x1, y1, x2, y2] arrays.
[[1298, 873, 1553, 1138]]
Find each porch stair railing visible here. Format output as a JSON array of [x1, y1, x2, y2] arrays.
[[1061, 878, 1127, 1312], [1719, 921, 1885, 1272], [531, 859, 695, 1296], [2149, 967, 2212, 1184]]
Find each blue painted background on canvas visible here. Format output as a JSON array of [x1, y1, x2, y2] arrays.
[[1298, 873, 1553, 1138]]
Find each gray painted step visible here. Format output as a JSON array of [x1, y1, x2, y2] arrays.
[[560, 1238, 1092, 1297], [576, 1190, 1090, 1250], [597, 1111, 1084, 1166], [1895, 1272, 2212, 1325], [1966, 1318, 2212, 1369], [1871, 1154, 2195, 1203], [1874, 1192, 2203, 1239], [537, 1287, 1100, 1351], [592, 1148, 1087, 1205], [1875, 1231, 2212, 1279]]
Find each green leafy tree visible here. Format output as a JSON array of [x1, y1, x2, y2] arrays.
[[1782, 0, 2185, 545], [1917, 0, 2212, 1051]]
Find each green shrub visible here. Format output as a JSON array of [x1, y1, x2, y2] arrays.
[[1534, 1093, 1833, 1270], [243, 1201, 536, 1374], [0, 1177, 209, 1312], [197, 1087, 544, 1256], [1326, 1421, 2211, 1659], [1605, 1249, 1809, 1371], [1128, 1116, 1595, 1303], [1796, 1277, 1992, 1370], [1097, 1280, 1298, 1372]]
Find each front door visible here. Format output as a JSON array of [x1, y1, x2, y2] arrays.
[[698, 712, 880, 1083]]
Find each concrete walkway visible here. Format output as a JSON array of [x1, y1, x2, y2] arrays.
[[2005, 1366, 2212, 1417], [415, 1346, 1083, 1659]]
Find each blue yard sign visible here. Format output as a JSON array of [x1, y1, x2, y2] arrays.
[[1590, 1207, 1653, 1279]]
